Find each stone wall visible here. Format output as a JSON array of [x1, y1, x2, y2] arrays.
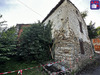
[[53, 25, 94, 70], [43, 0, 94, 71]]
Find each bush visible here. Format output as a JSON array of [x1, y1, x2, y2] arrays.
[[17, 22, 53, 62], [0, 27, 17, 62]]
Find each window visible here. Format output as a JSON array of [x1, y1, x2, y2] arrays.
[[79, 20, 83, 33], [79, 39, 85, 54], [76, 10, 79, 16]]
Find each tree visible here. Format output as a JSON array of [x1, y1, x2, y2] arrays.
[[0, 15, 7, 32], [87, 21, 98, 39], [81, 11, 88, 19], [18, 22, 52, 62], [96, 26, 100, 35], [81, 11, 99, 39], [0, 27, 17, 62]]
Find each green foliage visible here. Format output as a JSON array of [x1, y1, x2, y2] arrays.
[[0, 15, 7, 27], [87, 21, 98, 39], [0, 27, 17, 62], [18, 22, 52, 62], [0, 59, 47, 75], [81, 11, 88, 19], [96, 26, 100, 35], [80, 11, 99, 39]]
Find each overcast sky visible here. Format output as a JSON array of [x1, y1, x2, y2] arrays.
[[0, 0, 100, 28]]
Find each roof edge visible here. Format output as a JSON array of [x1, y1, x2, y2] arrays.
[[42, 0, 65, 23], [42, 0, 84, 24]]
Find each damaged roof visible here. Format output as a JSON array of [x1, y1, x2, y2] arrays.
[[42, 0, 79, 23]]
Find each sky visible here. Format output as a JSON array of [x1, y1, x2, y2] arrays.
[[0, 0, 100, 28]]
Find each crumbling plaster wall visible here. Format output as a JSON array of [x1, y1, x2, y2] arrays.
[[44, 0, 94, 70], [68, 1, 90, 43]]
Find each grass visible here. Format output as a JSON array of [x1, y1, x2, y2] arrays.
[[0, 59, 48, 75]]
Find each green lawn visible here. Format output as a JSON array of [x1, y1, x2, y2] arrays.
[[0, 59, 47, 75]]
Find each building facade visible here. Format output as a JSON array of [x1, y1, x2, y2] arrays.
[[42, 0, 94, 70]]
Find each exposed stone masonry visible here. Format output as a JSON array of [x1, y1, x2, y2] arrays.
[[43, 0, 94, 71]]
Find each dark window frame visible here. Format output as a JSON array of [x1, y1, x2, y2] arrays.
[[79, 39, 85, 54], [78, 20, 83, 33]]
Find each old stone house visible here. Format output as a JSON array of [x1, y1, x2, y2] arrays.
[[42, 0, 94, 71]]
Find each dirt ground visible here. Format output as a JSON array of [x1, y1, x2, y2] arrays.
[[76, 53, 100, 75]]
